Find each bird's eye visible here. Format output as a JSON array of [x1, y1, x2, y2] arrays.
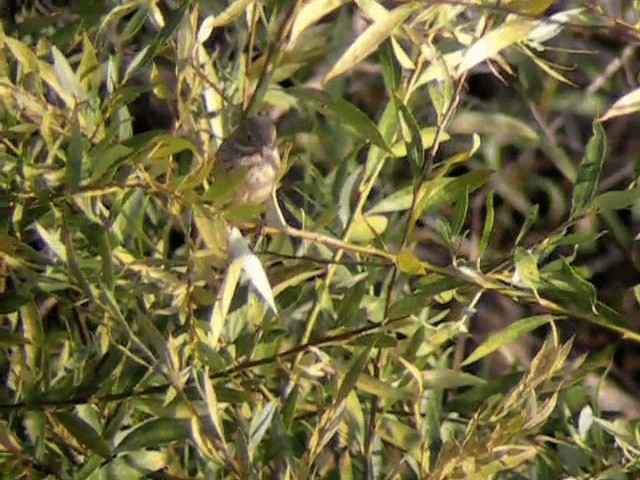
[[246, 131, 253, 142]]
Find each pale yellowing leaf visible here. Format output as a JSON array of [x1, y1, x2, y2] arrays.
[[3, 37, 38, 73], [599, 87, 640, 122], [350, 214, 388, 242], [227, 226, 278, 314], [324, 2, 417, 84], [289, 0, 350, 47], [198, 0, 254, 42], [457, 19, 536, 76]]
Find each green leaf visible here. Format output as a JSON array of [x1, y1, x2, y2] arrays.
[[515, 204, 540, 247], [571, 122, 606, 216], [415, 169, 494, 218], [592, 189, 640, 211], [249, 400, 277, 454], [65, 120, 84, 193], [422, 369, 485, 388], [462, 315, 554, 366], [294, 88, 390, 152], [0, 327, 30, 346], [387, 276, 464, 319], [115, 418, 189, 453], [324, 2, 417, 83], [55, 411, 111, 458], [514, 247, 540, 291], [337, 345, 373, 403], [394, 95, 424, 176], [477, 190, 494, 262], [450, 111, 538, 145]]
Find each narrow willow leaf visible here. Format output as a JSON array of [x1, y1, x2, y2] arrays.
[[513, 247, 540, 291], [527, 8, 585, 44], [592, 189, 640, 211], [3, 37, 38, 73], [449, 111, 538, 145], [458, 19, 536, 75], [422, 369, 485, 388], [289, 0, 350, 46], [51, 46, 87, 103], [509, 0, 554, 14], [367, 185, 413, 215], [600, 87, 640, 122], [337, 345, 373, 403], [199, 0, 254, 39], [415, 169, 494, 218], [477, 190, 494, 263], [324, 2, 417, 83], [394, 95, 424, 176], [514, 204, 539, 247], [248, 401, 277, 454], [571, 122, 606, 216], [54, 411, 111, 458], [65, 120, 83, 193], [227, 227, 277, 314], [462, 315, 553, 366], [115, 418, 189, 453], [295, 88, 390, 151]]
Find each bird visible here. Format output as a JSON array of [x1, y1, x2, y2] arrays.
[[214, 115, 281, 207]]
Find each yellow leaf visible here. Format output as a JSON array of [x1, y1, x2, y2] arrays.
[[457, 19, 536, 76], [324, 2, 417, 83], [396, 250, 425, 276]]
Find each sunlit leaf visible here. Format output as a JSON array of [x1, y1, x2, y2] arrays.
[[324, 2, 417, 83], [462, 315, 554, 366]]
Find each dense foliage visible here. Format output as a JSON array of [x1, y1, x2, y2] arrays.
[[1, 0, 640, 478]]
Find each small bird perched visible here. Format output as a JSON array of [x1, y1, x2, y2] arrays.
[[214, 115, 281, 207]]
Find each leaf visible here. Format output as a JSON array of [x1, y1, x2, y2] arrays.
[[396, 250, 426, 276], [55, 411, 111, 458], [249, 400, 277, 454], [3, 37, 38, 73], [477, 190, 494, 263], [422, 369, 485, 388], [592, 189, 640, 211], [513, 247, 540, 291], [227, 227, 278, 314], [115, 418, 190, 453], [449, 111, 538, 145], [394, 95, 424, 176], [349, 215, 388, 242], [514, 204, 539, 247], [294, 88, 390, 152], [462, 315, 554, 366], [367, 185, 413, 215], [198, 0, 254, 39], [457, 19, 536, 75], [65, 120, 84, 192], [571, 122, 606, 216], [51, 45, 87, 103], [337, 346, 373, 403], [415, 169, 494, 218], [600, 87, 640, 122], [289, 0, 350, 46], [324, 2, 417, 83]]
